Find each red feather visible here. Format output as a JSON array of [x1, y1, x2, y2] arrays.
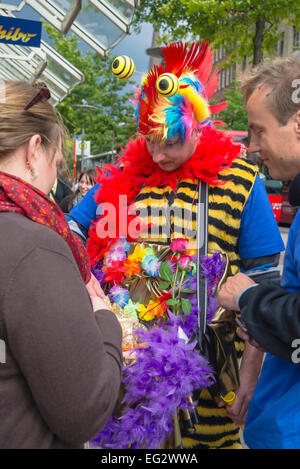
[[161, 41, 210, 78], [87, 127, 242, 264], [204, 68, 219, 99], [209, 102, 228, 114], [209, 101, 228, 114], [195, 47, 214, 87], [137, 96, 150, 134]]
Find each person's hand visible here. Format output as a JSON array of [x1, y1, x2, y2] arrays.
[[217, 273, 256, 311], [89, 295, 110, 313], [217, 361, 260, 426], [86, 272, 105, 298], [86, 273, 111, 312], [218, 386, 249, 426]]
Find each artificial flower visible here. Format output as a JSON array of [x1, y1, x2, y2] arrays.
[[124, 299, 141, 317], [144, 246, 155, 256], [156, 291, 172, 310], [103, 240, 128, 266], [137, 300, 165, 321], [178, 255, 192, 270], [137, 304, 150, 321], [186, 248, 197, 256], [123, 258, 142, 278], [103, 267, 125, 285], [117, 238, 130, 252], [91, 251, 226, 449], [147, 299, 166, 318], [128, 244, 147, 262], [169, 237, 188, 253], [141, 254, 160, 277], [109, 285, 130, 307]]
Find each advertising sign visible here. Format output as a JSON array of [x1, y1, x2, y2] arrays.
[[0, 16, 42, 47], [75, 139, 91, 157]]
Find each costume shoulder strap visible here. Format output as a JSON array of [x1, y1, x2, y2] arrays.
[[214, 157, 258, 209]]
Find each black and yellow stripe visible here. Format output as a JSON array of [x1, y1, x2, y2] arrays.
[[180, 390, 243, 449], [133, 157, 258, 449], [135, 158, 257, 276]]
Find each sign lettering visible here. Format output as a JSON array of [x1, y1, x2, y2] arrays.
[[0, 16, 42, 48]]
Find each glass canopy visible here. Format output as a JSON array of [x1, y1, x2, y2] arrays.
[[24, 0, 137, 55], [0, 9, 85, 104], [0, 0, 138, 102]]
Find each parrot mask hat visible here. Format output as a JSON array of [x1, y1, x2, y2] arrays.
[[112, 41, 228, 143]]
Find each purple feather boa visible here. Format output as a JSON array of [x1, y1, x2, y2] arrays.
[[91, 252, 225, 449], [175, 252, 225, 338], [91, 324, 214, 449]]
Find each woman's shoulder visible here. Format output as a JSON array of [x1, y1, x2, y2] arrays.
[[0, 212, 74, 263]]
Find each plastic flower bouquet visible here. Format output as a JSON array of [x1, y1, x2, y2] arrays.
[[91, 238, 226, 449]]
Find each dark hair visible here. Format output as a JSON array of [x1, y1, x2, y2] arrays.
[[78, 168, 97, 186], [67, 168, 97, 211]]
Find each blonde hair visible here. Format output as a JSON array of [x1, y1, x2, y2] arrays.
[[0, 80, 67, 159], [241, 56, 300, 125]]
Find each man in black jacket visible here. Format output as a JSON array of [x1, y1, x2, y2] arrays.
[[217, 56, 300, 449], [218, 57, 300, 360]]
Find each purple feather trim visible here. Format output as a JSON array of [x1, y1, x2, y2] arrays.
[[90, 252, 225, 449], [91, 323, 214, 449]]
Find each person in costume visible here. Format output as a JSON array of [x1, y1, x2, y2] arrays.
[[68, 41, 284, 449], [0, 81, 122, 449]]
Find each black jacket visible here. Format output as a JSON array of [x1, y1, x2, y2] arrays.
[[240, 283, 300, 362], [50, 178, 72, 206]]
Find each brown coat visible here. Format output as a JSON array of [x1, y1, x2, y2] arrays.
[[0, 212, 122, 449]]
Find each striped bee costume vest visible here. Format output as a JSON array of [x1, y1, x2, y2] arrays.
[[134, 157, 258, 449]]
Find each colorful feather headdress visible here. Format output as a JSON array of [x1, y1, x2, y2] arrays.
[[133, 40, 227, 142]]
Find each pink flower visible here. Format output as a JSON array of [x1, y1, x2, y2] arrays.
[[179, 255, 192, 270], [170, 238, 188, 253]]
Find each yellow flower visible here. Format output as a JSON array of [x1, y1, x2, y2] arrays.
[[186, 248, 197, 256], [137, 300, 165, 321], [137, 303, 155, 321], [137, 304, 151, 321], [128, 245, 146, 263]]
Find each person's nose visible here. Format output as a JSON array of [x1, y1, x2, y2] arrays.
[[152, 144, 166, 164], [248, 133, 260, 153]]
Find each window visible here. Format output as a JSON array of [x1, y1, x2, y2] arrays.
[[242, 56, 247, 72], [293, 27, 300, 48], [279, 34, 285, 57]]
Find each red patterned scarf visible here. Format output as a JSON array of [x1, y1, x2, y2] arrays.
[[0, 171, 91, 284]]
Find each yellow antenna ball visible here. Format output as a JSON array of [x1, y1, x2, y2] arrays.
[[112, 55, 135, 79], [156, 73, 179, 97]]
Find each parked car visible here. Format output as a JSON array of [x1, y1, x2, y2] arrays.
[[279, 181, 299, 226]]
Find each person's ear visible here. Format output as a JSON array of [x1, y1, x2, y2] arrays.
[[25, 134, 42, 180], [193, 128, 202, 144], [295, 111, 300, 139]]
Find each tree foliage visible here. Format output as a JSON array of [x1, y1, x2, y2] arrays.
[[44, 24, 136, 169], [218, 81, 249, 130], [134, 0, 300, 65]]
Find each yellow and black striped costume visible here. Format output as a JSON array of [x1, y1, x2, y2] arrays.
[[133, 157, 258, 449]]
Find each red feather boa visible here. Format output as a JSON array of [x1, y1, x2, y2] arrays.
[[87, 126, 241, 264]]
